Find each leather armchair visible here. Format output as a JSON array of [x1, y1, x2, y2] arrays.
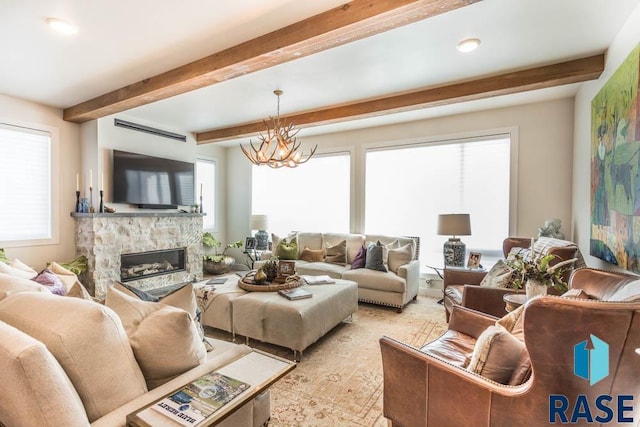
[[443, 237, 578, 321], [380, 268, 640, 427]]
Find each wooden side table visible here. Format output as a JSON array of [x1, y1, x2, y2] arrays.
[[503, 293, 527, 312]]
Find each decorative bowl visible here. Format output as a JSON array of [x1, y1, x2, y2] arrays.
[[203, 256, 235, 275]]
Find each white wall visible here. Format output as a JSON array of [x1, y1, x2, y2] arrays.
[[0, 94, 81, 269], [572, 2, 640, 270], [225, 97, 576, 242]]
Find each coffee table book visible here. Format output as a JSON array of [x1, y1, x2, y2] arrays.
[[127, 350, 295, 427], [278, 287, 312, 300]]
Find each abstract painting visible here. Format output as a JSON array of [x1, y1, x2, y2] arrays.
[[591, 43, 640, 272]]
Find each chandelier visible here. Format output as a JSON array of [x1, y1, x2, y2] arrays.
[[241, 90, 317, 168]]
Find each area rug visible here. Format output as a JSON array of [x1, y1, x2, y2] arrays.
[[206, 297, 447, 426]]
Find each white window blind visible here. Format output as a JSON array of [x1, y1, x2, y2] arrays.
[[196, 159, 216, 230], [0, 123, 52, 242], [252, 153, 351, 236], [365, 136, 511, 268]]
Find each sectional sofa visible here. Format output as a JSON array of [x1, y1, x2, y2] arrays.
[[256, 232, 420, 312], [0, 273, 270, 427]]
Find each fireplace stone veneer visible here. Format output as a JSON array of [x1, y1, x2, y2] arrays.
[[71, 212, 204, 299]]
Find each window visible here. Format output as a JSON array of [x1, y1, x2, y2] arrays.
[[196, 158, 216, 230], [0, 122, 56, 246], [365, 135, 511, 268], [252, 153, 351, 236]]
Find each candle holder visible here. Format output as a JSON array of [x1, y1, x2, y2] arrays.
[[75, 191, 81, 212], [200, 195, 203, 213], [99, 190, 104, 213], [89, 187, 95, 213]]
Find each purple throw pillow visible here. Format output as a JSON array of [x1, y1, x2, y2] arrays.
[[351, 245, 367, 269], [33, 269, 67, 296]]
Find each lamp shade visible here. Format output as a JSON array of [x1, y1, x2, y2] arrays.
[[437, 214, 471, 236], [251, 214, 268, 231]]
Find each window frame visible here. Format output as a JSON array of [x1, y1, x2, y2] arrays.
[[196, 156, 218, 232], [361, 127, 519, 268], [251, 148, 354, 235], [0, 119, 60, 248]]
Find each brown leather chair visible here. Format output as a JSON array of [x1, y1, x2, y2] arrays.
[[380, 268, 640, 426], [443, 237, 579, 321]]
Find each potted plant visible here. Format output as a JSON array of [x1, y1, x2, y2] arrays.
[[202, 232, 243, 275], [506, 251, 576, 299]]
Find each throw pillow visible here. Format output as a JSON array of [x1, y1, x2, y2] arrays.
[[0, 320, 90, 427], [48, 262, 92, 300], [372, 240, 400, 265], [0, 272, 51, 301], [561, 288, 593, 300], [105, 286, 207, 388], [300, 246, 326, 262], [0, 260, 37, 280], [351, 245, 367, 269], [325, 240, 347, 265], [32, 269, 67, 296], [496, 303, 525, 342], [466, 325, 526, 384], [365, 243, 387, 272], [388, 243, 412, 274], [114, 282, 213, 352], [479, 260, 514, 288], [275, 237, 298, 260]]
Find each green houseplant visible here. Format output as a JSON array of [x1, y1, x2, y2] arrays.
[[506, 252, 576, 298], [202, 232, 243, 275]]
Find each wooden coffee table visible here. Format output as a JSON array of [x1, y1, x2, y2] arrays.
[[126, 349, 295, 426]]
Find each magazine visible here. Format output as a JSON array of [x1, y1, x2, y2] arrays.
[[278, 287, 313, 300], [151, 372, 250, 426], [301, 275, 335, 285]]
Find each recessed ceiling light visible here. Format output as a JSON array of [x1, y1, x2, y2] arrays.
[[456, 38, 480, 53], [46, 17, 78, 35]]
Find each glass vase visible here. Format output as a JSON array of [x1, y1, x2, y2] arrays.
[[525, 279, 547, 300]]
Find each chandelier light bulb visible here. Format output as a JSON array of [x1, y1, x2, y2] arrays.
[[46, 17, 78, 35], [456, 38, 480, 53]]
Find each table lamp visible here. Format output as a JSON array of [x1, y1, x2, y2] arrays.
[[251, 214, 269, 250], [437, 213, 471, 267]]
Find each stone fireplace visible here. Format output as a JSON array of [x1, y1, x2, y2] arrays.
[[72, 212, 203, 299]]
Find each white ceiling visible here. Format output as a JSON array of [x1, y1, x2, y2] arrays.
[[1, 0, 639, 143]]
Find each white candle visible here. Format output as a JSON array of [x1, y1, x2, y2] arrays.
[[200, 183, 203, 198], [76, 173, 79, 191], [89, 169, 93, 189], [101, 173, 104, 191]]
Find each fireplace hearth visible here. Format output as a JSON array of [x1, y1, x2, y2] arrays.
[[121, 248, 185, 282]]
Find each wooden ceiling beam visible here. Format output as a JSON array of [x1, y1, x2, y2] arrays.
[[63, 0, 480, 123], [196, 53, 604, 144]]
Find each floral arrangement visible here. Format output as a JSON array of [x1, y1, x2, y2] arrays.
[[506, 251, 576, 293]]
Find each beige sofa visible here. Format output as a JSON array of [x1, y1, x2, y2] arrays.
[[257, 232, 420, 312], [0, 273, 270, 427]]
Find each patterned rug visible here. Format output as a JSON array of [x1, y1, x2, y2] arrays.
[[206, 297, 447, 426]]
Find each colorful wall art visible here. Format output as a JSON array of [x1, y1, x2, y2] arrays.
[[591, 43, 640, 272]]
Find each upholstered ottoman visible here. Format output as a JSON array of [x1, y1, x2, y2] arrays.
[[231, 280, 358, 360], [196, 276, 248, 334]]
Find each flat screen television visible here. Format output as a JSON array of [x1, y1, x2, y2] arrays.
[[112, 150, 195, 209]]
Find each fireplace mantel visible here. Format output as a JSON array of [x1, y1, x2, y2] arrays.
[[70, 212, 205, 218], [72, 212, 204, 299]]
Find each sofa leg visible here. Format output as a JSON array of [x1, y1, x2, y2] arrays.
[[396, 307, 402, 313], [413, 295, 418, 301]]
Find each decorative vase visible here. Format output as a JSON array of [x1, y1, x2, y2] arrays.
[[203, 256, 235, 275], [525, 279, 547, 300]]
